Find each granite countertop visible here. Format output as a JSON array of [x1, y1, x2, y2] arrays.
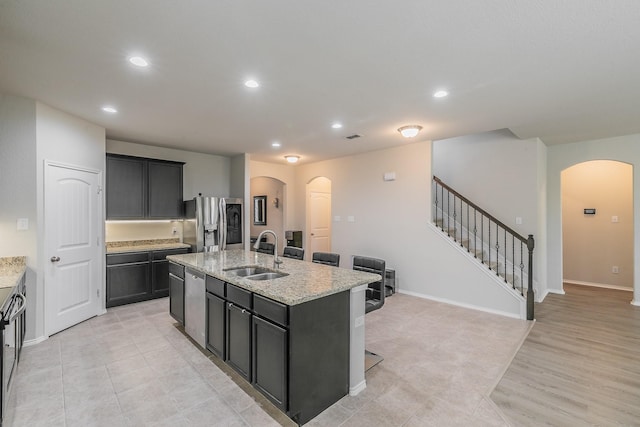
[[107, 239, 190, 254], [167, 250, 381, 306], [0, 256, 27, 290]]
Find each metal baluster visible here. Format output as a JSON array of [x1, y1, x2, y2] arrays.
[[446, 188, 450, 237], [520, 242, 525, 296], [495, 224, 500, 277], [481, 213, 484, 264], [512, 234, 516, 290], [488, 218, 491, 270], [466, 203, 469, 252], [452, 195, 457, 242], [434, 181, 439, 226], [473, 208, 478, 258], [503, 227, 507, 282]]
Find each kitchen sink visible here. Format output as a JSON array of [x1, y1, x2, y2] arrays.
[[224, 266, 271, 277], [224, 266, 288, 280], [246, 272, 289, 281]]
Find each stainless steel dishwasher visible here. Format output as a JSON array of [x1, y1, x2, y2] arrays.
[[184, 267, 206, 348]]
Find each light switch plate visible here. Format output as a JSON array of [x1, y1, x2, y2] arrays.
[[347, 216, 355, 222], [612, 215, 619, 223], [515, 217, 523, 225], [334, 215, 341, 222], [17, 218, 29, 230]]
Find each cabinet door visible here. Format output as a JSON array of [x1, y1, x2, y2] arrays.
[[226, 303, 252, 380], [253, 316, 288, 410], [206, 293, 226, 359], [151, 261, 170, 297], [169, 274, 184, 324], [106, 262, 150, 307], [106, 155, 147, 219], [148, 161, 183, 219]]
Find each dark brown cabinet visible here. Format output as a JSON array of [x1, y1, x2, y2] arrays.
[[205, 275, 226, 359], [169, 267, 185, 324], [107, 248, 188, 308], [225, 283, 253, 381], [196, 270, 349, 425], [253, 315, 288, 410], [106, 154, 184, 220]]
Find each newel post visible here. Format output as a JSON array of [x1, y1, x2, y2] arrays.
[[526, 234, 535, 320]]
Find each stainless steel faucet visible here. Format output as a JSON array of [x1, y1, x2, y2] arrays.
[[253, 230, 283, 268]]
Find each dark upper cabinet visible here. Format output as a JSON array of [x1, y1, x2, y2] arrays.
[[106, 154, 184, 219], [148, 160, 183, 219], [106, 155, 147, 219]]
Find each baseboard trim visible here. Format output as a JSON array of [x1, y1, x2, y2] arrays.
[[564, 279, 633, 292], [398, 289, 523, 320], [24, 335, 48, 347], [349, 380, 366, 396]]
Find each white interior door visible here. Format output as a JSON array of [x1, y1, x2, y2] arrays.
[[308, 190, 331, 255], [45, 161, 102, 335]]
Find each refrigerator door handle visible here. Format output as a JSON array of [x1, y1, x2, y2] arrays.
[[219, 198, 227, 250]]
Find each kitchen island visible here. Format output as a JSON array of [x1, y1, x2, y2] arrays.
[[167, 250, 380, 425]]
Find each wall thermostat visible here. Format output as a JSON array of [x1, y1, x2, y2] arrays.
[[584, 208, 596, 215]]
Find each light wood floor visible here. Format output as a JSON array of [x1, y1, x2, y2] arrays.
[[491, 283, 640, 426]]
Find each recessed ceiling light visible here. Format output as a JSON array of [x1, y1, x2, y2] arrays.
[[331, 123, 343, 129], [284, 155, 300, 163], [128, 56, 149, 67], [433, 90, 449, 98], [102, 106, 118, 113], [272, 142, 281, 148], [244, 79, 259, 88]]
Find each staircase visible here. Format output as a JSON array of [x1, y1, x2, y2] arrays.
[[433, 176, 535, 320]]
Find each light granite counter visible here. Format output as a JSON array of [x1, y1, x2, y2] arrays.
[[167, 250, 380, 306], [0, 256, 27, 290], [106, 239, 190, 254]]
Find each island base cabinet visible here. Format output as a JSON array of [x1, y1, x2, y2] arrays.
[[252, 316, 288, 411], [226, 303, 252, 381], [206, 293, 226, 359], [288, 291, 350, 425]]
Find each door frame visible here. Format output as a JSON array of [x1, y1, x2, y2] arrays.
[[43, 159, 105, 337]]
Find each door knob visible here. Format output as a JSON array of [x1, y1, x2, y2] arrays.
[[50, 256, 60, 262]]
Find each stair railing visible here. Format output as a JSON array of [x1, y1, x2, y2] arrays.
[[433, 176, 535, 320]]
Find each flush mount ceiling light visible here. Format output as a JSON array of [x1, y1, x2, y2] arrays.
[[331, 123, 343, 129], [244, 79, 259, 88], [433, 90, 448, 98], [102, 106, 118, 113], [284, 155, 300, 163], [398, 125, 422, 138], [271, 142, 281, 148], [128, 56, 149, 67]]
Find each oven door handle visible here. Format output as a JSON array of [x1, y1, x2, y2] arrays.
[[8, 293, 26, 322]]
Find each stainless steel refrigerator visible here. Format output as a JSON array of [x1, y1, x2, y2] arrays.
[[184, 196, 244, 252]]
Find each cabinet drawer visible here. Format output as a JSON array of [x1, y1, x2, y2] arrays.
[[253, 294, 288, 327], [107, 252, 149, 265], [168, 262, 184, 279], [152, 247, 189, 261], [227, 284, 252, 309], [206, 275, 225, 298]]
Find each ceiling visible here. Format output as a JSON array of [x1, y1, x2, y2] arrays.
[[2, 1, 640, 165]]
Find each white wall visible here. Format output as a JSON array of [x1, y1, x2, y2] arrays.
[[547, 133, 640, 304], [0, 95, 38, 340], [433, 129, 546, 299], [293, 141, 523, 317], [250, 177, 285, 252], [35, 102, 106, 340], [106, 139, 231, 199], [0, 95, 37, 259]]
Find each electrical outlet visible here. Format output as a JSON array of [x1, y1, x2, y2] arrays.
[[612, 266, 620, 274], [172, 226, 177, 235]]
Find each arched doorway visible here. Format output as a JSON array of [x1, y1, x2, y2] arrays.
[[306, 177, 332, 259], [561, 160, 634, 294], [250, 176, 286, 255]]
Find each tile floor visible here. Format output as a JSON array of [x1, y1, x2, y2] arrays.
[[5, 293, 531, 426]]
